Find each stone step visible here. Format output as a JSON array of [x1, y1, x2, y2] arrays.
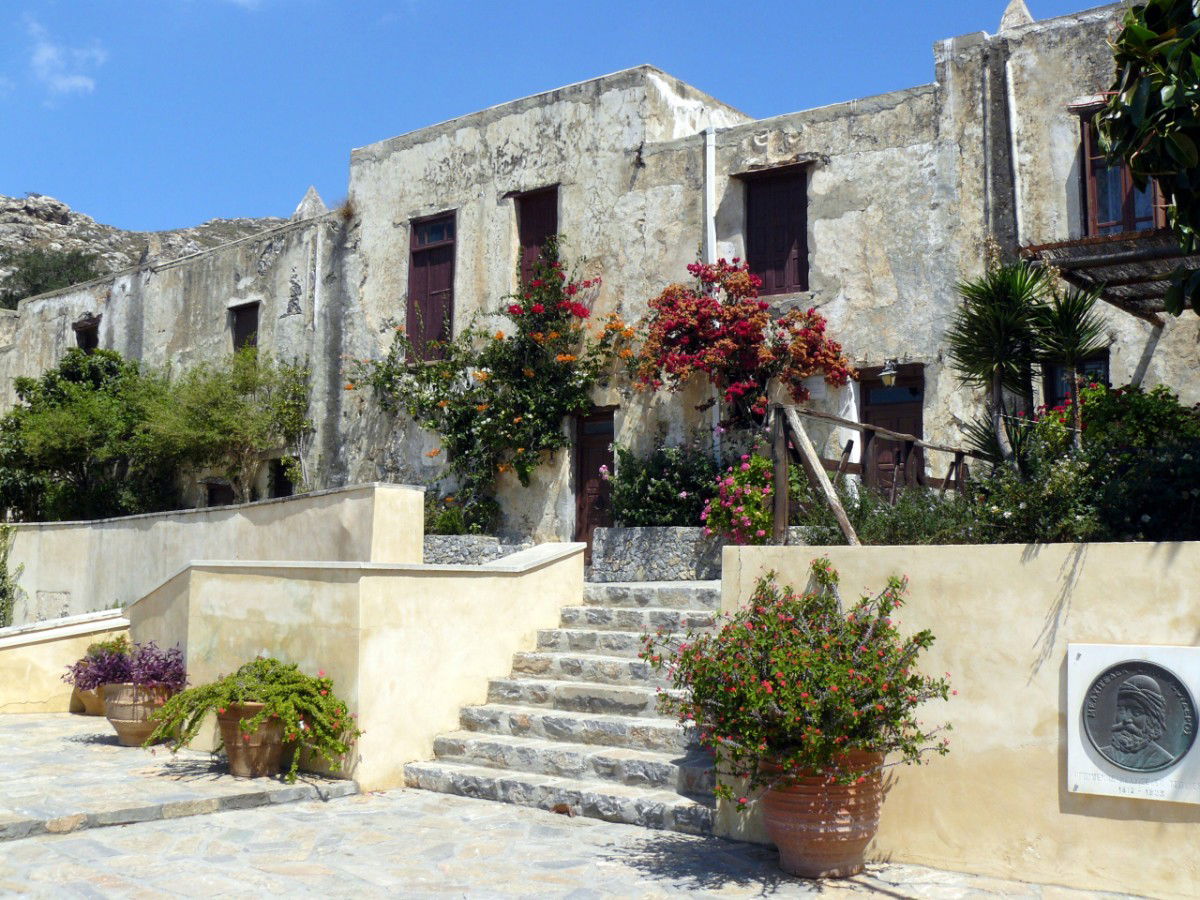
[[559, 605, 717, 632], [459, 704, 695, 753], [583, 581, 721, 611], [511, 651, 669, 687], [537, 628, 675, 657], [486, 677, 675, 717], [404, 760, 713, 835], [431, 731, 714, 794]]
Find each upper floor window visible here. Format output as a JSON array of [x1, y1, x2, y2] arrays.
[[1043, 351, 1109, 409], [408, 212, 456, 360], [745, 167, 809, 295], [516, 187, 558, 284], [230, 302, 259, 351], [72, 313, 100, 353], [1082, 119, 1164, 237]]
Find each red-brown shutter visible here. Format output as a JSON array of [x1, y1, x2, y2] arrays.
[[517, 188, 558, 284], [408, 214, 455, 360], [746, 171, 808, 295]]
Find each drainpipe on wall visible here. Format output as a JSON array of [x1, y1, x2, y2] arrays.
[[704, 126, 722, 460]]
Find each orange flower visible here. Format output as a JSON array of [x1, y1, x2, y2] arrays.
[[437, 399, 449, 407], [531, 332, 545, 343], [622, 328, 635, 339], [522, 367, 535, 378], [547, 331, 560, 340], [425, 448, 442, 457], [494, 331, 505, 340], [619, 348, 634, 359], [512, 416, 523, 423], [497, 463, 510, 473], [344, 382, 356, 391], [475, 403, 490, 412], [472, 370, 492, 381], [555, 353, 577, 363]]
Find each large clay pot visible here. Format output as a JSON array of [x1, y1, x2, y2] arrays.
[[760, 750, 885, 879], [77, 685, 105, 716], [217, 703, 285, 778], [103, 683, 171, 746]]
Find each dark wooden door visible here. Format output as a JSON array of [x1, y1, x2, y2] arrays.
[[575, 409, 614, 561], [860, 369, 924, 497], [746, 169, 808, 295]]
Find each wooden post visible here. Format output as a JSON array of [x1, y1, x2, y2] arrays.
[[833, 439, 855, 487], [889, 449, 901, 504], [957, 458, 970, 494], [771, 407, 789, 544], [901, 440, 919, 487], [939, 456, 960, 498], [783, 406, 860, 546]]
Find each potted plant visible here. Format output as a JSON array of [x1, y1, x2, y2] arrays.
[[103, 642, 187, 746], [62, 635, 132, 715], [146, 657, 361, 782], [642, 558, 951, 879]]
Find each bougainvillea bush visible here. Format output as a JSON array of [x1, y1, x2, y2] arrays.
[[642, 559, 951, 804], [353, 240, 634, 531], [147, 657, 362, 783], [701, 452, 775, 545], [636, 259, 855, 425]]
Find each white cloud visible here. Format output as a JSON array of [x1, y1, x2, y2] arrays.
[[26, 19, 107, 97]]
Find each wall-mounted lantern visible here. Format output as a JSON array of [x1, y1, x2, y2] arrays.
[[880, 358, 900, 388]]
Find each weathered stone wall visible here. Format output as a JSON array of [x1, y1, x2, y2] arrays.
[[590, 526, 814, 582], [422, 535, 534, 566], [0, 5, 1194, 543]]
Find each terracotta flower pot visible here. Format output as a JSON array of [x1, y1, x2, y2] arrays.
[[217, 703, 286, 778], [760, 750, 885, 879], [76, 685, 106, 716], [103, 683, 172, 746]]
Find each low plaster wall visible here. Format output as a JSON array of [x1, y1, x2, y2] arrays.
[[720, 542, 1200, 899], [0, 610, 129, 714], [128, 543, 585, 792], [590, 526, 812, 582], [9, 483, 424, 625]]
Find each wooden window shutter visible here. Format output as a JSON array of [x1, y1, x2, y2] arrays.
[[746, 170, 808, 295], [408, 213, 456, 360], [517, 188, 558, 284]]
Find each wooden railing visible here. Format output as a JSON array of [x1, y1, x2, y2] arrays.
[[768, 404, 986, 546]]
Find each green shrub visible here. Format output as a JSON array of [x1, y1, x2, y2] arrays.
[[424, 491, 473, 535], [0, 524, 20, 628], [609, 442, 721, 527], [0, 247, 102, 309], [791, 477, 980, 546]]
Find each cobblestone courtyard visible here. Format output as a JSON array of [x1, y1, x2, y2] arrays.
[[0, 715, 1138, 898]]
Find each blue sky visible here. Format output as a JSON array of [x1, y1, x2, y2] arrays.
[[1, 1, 1104, 231]]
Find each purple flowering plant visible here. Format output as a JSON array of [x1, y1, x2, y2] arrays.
[[62, 639, 185, 692]]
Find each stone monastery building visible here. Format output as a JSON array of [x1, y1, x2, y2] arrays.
[[4, 1, 1198, 542]]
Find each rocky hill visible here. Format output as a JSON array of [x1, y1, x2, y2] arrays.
[[0, 193, 286, 287]]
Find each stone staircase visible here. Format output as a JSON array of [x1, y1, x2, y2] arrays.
[[404, 580, 720, 833]]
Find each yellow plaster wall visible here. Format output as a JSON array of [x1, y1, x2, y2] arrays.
[[720, 542, 1200, 899], [127, 545, 585, 791], [0, 617, 128, 713], [9, 483, 423, 624]]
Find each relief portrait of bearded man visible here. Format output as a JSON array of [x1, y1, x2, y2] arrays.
[[1099, 674, 1175, 770]]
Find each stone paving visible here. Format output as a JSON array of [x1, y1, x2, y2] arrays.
[[0, 714, 355, 842], [0, 789, 1137, 898]]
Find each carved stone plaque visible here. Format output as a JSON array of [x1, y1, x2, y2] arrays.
[[1068, 643, 1200, 804], [1082, 662, 1196, 773]]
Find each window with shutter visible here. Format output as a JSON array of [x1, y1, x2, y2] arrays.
[[1081, 118, 1164, 236], [745, 168, 809, 295], [408, 213, 456, 360], [516, 188, 558, 284]]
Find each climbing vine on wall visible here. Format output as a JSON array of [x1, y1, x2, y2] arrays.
[[352, 240, 635, 532]]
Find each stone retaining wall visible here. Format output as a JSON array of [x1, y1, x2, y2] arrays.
[[422, 535, 534, 566], [590, 526, 811, 581]]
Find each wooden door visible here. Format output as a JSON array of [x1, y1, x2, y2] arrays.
[[860, 367, 925, 497], [746, 168, 808, 295], [575, 409, 614, 561]]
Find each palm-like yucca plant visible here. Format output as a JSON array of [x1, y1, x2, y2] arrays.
[[946, 262, 1052, 463], [1034, 287, 1110, 448]]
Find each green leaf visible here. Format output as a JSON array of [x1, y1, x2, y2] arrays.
[[1167, 130, 1200, 166]]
